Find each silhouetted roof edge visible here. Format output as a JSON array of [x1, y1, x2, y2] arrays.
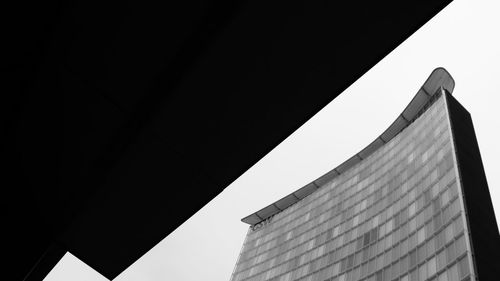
[[242, 67, 455, 225]]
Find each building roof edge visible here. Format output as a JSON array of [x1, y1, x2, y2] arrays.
[[241, 67, 455, 225]]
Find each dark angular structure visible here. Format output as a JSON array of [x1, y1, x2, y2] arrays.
[[4, 1, 454, 280], [231, 68, 500, 281]]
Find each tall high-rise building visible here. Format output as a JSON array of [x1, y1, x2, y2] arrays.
[[230, 68, 500, 281]]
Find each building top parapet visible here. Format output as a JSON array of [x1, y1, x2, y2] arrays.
[[242, 68, 455, 226]]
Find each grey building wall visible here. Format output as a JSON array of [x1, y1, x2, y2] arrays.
[[231, 90, 494, 281]]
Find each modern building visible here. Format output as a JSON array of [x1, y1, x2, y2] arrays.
[[230, 68, 500, 281]]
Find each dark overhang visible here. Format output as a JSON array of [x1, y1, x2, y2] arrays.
[[4, 1, 454, 280], [242, 68, 455, 225]]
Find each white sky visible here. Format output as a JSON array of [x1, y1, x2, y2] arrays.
[[44, 0, 500, 280]]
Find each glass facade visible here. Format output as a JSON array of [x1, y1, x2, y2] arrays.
[[230, 93, 475, 281]]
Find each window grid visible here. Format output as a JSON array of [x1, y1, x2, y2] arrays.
[[232, 95, 471, 281]]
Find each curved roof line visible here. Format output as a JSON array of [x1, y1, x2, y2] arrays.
[[241, 67, 455, 225]]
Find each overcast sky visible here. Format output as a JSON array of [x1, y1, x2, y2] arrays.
[[44, 0, 500, 280]]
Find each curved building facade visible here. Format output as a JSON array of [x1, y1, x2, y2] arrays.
[[230, 69, 500, 281]]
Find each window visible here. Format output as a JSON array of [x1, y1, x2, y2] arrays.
[[444, 224, 454, 244], [409, 250, 417, 269], [437, 250, 446, 271], [418, 245, 427, 264], [458, 256, 470, 278], [455, 235, 466, 256], [448, 263, 459, 281], [408, 202, 417, 217], [438, 270, 448, 281], [426, 237, 435, 255], [419, 263, 427, 281], [453, 216, 464, 235], [427, 257, 437, 277], [417, 228, 426, 245], [446, 241, 456, 264]]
